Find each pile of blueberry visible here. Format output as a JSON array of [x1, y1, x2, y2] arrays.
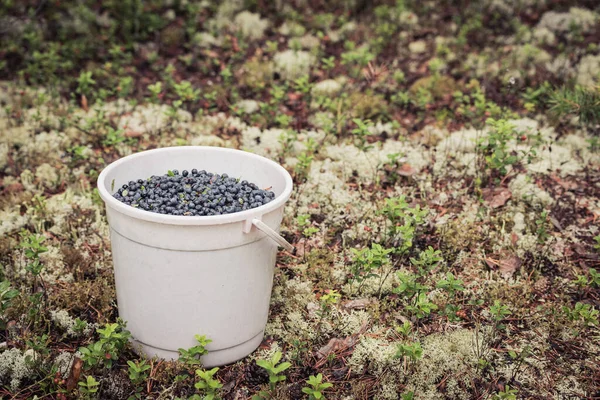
[[112, 169, 276, 216]]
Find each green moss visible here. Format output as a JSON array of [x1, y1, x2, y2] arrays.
[[235, 59, 273, 91], [409, 75, 458, 99], [346, 91, 390, 120], [160, 24, 186, 48]]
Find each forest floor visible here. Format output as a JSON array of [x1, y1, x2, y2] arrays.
[[0, 1, 599, 399]]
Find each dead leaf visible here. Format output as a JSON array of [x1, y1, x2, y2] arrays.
[[482, 188, 512, 209], [550, 173, 578, 190], [124, 130, 143, 138], [511, 232, 519, 246], [66, 357, 83, 391], [342, 298, 373, 310], [485, 253, 521, 278], [316, 322, 368, 360], [550, 216, 563, 231], [316, 336, 358, 359], [498, 255, 521, 279], [397, 163, 417, 177], [287, 92, 302, 102], [81, 95, 88, 112]]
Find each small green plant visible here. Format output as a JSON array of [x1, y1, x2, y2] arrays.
[[401, 392, 415, 400], [102, 127, 126, 146], [410, 246, 443, 276], [492, 385, 518, 400], [489, 300, 511, 329], [294, 152, 314, 182], [380, 196, 429, 253], [350, 243, 393, 284], [477, 118, 518, 176], [321, 56, 335, 71], [253, 351, 291, 399], [76, 71, 96, 97], [394, 272, 427, 300], [80, 320, 132, 369], [148, 82, 163, 103], [395, 321, 412, 337], [574, 268, 600, 288], [548, 85, 600, 128], [72, 318, 89, 335], [19, 232, 48, 259], [564, 302, 599, 327], [394, 341, 423, 361], [0, 280, 18, 329], [535, 210, 550, 243], [78, 375, 100, 397], [302, 373, 333, 400], [69, 145, 89, 161], [319, 289, 341, 317], [405, 292, 438, 319], [19, 231, 48, 310], [593, 235, 600, 251], [293, 75, 312, 95], [127, 359, 151, 384], [173, 80, 200, 103], [351, 118, 374, 152], [194, 367, 223, 400], [274, 113, 294, 128], [178, 334, 212, 366], [436, 272, 465, 295], [127, 359, 151, 399]]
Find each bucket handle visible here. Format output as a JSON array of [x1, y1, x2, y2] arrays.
[[251, 219, 294, 252]]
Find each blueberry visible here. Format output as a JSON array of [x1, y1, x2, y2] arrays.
[[112, 168, 275, 216]]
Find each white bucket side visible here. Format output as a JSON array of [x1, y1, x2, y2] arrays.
[[97, 147, 293, 366]]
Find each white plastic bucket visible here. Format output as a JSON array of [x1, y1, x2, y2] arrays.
[[97, 146, 293, 367]]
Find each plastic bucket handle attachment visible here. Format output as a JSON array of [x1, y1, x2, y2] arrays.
[[251, 219, 294, 252]]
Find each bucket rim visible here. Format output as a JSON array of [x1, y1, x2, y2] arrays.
[[97, 146, 293, 226]]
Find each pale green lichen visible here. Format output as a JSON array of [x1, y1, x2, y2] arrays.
[[405, 328, 487, 399], [408, 40, 427, 54], [192, 32, 222, 48], [279, 21, 306, 37], [234, 99, 261, 114], [34, 163, 60, 189], [0, 208, 29, 236], [295, 159, 359, 218], [117, 104, 192, 135], [50, 309, 95, 337], [0, 348, 36, 392], [233, 11, 269, 41], [38, 246, 72, 283], [532, 26, 556, 45], [575, 54, 600, 88], [339, 310, 371, 336], [292, 34, 320, 50], [209, 0, 244, 31], [0, 143, 8, 171], [434, 127, 480, 176], [21, 131, 68, 161], [536, 7, 597, 35], [273, 50, 315, 80], [347, 336, 399, 375], [241, 127, 285, 158], [311, 79, 342, 97]]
